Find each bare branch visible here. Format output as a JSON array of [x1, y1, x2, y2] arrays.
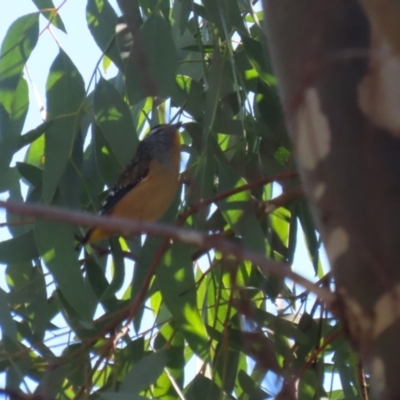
[[0, 199, 335, 306]]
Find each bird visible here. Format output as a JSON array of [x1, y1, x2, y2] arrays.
[[81, 123, 182, 245]]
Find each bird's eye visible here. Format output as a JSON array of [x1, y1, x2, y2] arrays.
[[150, 124, 163, 134]]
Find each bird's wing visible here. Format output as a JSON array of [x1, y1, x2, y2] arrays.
[[99, 149, 151, 216], [78, 153, 151, 247]]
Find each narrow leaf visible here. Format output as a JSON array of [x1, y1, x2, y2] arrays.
[[94, 78, 138, 167], [125, 13, 177, 103], [119, 351, 167, 393], [43, 49, 85, 203], [157, 242, 210, 361], [32, 0, 66, 32], [86, 0, 123, 69], [0, 78, 29, 182], [0, 13, 39, 112], [34, 219, 95, 321], [0, 230, 39, 264], [0, 288, 17, 340]]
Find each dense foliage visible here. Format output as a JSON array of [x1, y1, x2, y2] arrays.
[[0, 1, 364, 399]]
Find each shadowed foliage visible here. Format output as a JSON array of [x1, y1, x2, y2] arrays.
[[0, 0, 378, 399]]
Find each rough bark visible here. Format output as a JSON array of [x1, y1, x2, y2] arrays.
[[263, 1, 400, 398]]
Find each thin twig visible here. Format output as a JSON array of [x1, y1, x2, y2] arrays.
[[190, 186, 303, 261], [358, 360, 369, 400], [39, 1, 67, 36], [177, 171, 298, 225], [297, 329, 341, 378], [124, 238, 169, 326]]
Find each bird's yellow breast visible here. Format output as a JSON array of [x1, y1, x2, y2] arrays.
[[85, 130, 181, 244], [109, 158, 180, 222]]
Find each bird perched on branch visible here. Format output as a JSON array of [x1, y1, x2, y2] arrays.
[[81, 123, 182, 245]]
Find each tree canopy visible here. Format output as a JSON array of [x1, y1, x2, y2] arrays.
[[0, 1, 371, 399]]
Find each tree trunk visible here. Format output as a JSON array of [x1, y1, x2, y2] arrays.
[[263, 1, 400, 398]]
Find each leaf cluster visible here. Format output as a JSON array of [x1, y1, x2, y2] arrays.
[[0, 1, 365, 399]]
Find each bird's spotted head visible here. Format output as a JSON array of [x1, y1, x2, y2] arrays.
[[148, 122, 182, 137], [144, 123, 182, 163]]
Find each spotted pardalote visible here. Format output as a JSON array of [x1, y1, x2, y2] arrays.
[[82, 123, 182, 244]]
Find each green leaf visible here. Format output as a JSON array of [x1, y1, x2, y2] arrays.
[[102, 238, 126, 298], [172, 75, 204, 121], [217, 160, 265, 253], [0, 13, 39, 112], [157, 242, 210, 361], [204, 41, 223, 133], [154, 324, 185, 397], [24, 265, 48, 338], [125, 13, 177, 103], [16, 162, 43, 187], [101, 394, 147, 400], [270, 205, 290, 261], [34, 365, 69, 399], [214, 339, 240, 393], [130, 236, 163, 332], [93, 123, 121, 187], [238, 370, 271, 399], [242, 36, 272, 86], [221, 0, 248, 36], [17, 120, 52, 151], [186, 375, 221, 400], [0, 78, 29, 183], [0, 230, 39, 264], [7, 262, 48, 339], [0, 288, 17, 340], [85, 257, 119, 311], [119, 351, 167, 393], [0, 167, 19, 194], [31, 0, 66, 32], [34, 219, 95, 321], [7, 179, 28, 236], [202, 0, 224, 33], [59, 130, 84, 209], [94, 78, 138, 167], [43, 49, 85, 203], [5, 358, 31, 391], [25, 133, 45, 169], [172, 0, 191, 34], [86, 0, 124, 70], [251, 306, 308, 344], [114, 337, 145, 379], [62, 344, 91, 389], [297, 200, 321, 275]]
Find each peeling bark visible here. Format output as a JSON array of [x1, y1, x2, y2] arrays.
[[263, 1, 400, 398]]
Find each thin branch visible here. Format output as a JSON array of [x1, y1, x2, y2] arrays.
[[0, 199, 335, 306], [256, 187, 304, 218], [177, 171, 299, 225], [357, 361, 369, 400], [298, 329, 341, 378], [190, 186, 303, 261], [39, 1, 67, 36], [125, 238, 169, 326]]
